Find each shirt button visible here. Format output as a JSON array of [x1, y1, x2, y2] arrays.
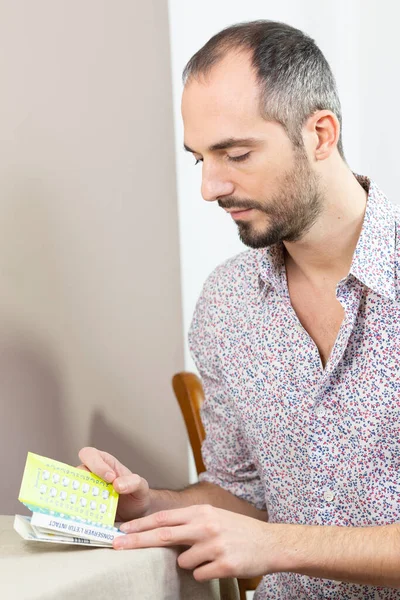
[[315, 406, 326, 417], [323, 490, 335, 502]]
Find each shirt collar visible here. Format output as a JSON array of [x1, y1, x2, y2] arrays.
[[349, 174, 396, 301], [256, 242, 285, 293], [256, 173, 397, 301]]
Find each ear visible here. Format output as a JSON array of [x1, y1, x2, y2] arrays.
[[304, 110, 340, 161]]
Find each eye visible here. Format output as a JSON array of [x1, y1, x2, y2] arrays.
[[194, 158, 203, 166], [228, 152, 251, 163]]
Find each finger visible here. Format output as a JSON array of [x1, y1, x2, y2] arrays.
[[78, 447, 135, 483], [78, 447, 117, 482], [76, 464, 90, 472], [79, 448, 126, 482], [193, 562, 221, 582], [113, 524, 204, 550], [193, 554, 239, 581], [120, 506, 202, 534], [178, 543, 215, 571], [113, 474, 149, 501]]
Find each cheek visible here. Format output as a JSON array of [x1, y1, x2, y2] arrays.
[[233, 149, 295, 199], [238, 168, 280, 201]]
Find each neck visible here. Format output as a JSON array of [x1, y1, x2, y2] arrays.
[[283, 162, 368, 284]]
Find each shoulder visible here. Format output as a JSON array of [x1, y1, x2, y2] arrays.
[[201, 249, 260, 304], [189, 249, 261, 343]]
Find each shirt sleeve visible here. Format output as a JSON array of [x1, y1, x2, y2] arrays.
[[188, 270, 266, 511]]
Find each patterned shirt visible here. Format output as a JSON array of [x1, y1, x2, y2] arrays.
[[189, 174, 400, 599]]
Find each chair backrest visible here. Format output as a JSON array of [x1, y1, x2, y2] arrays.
[[172, 371, 206, 475], [172, 371, 262, 600]]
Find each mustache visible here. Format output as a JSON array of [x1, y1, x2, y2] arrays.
[[218, 197, 277, 216], [218, 197, 258, 211]]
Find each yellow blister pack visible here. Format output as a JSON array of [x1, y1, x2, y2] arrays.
[[18, 452, 119, 527]]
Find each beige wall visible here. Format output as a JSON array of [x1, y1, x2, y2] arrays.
[[0, 0, 187, 514]]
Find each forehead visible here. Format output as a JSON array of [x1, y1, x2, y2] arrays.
[[181, 52, 265, 146]]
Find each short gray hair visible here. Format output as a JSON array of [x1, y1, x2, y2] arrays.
[[183, 20, 345, 161]]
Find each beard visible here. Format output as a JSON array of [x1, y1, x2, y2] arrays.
[[218, 151, 324, 249]]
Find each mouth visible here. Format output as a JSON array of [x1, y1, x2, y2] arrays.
[[227, 208, 254, 220]]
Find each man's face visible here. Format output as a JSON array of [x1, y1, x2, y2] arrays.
[[181, 52, 323, 248]]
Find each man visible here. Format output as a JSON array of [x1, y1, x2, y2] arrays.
[[79, 20, 400, 598]]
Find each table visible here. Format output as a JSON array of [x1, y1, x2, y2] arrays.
[[0, 516, 239, 600]]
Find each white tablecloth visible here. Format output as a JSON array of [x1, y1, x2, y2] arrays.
[[0, 516, 239, 600]]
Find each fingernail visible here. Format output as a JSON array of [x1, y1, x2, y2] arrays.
[[118, 482, 126, 492], [105, 471, 115, 482], [119, 523, 129, 532], [114, 538, 126, 550]]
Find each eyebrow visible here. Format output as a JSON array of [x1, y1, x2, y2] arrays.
[[183, 137, 261, 154]]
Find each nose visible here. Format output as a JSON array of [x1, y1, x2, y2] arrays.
[[201, 162, 234, 202]]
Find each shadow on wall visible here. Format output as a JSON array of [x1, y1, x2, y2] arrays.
[[0, 332, 67, 515], [89, 410, 173, 489]]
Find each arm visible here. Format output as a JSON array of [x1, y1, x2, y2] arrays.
[[273, 520, 400, 588], [148, 481, 266, 521], [187, 269, 267, 513]]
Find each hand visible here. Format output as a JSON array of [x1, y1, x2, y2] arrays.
[[78, 447, 151, 522], [114, 504, 274, 581]]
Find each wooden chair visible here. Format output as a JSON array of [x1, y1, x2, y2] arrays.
[[172, 371, 262, 600]]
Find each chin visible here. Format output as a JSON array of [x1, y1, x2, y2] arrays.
[[240, 229, 286, 249]]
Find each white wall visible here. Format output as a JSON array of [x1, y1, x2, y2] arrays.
[[168, 0, 399, 376]]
